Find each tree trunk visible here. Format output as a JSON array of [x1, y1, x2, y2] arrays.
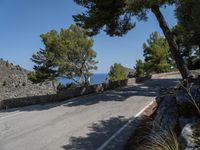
[[151, 5, 190, 79]]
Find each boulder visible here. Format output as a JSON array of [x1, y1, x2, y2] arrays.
[[154, 95, 178, 131], [179, 122, 200, 150], [0, 59, 56, 100], [179, 116, 200, 129]]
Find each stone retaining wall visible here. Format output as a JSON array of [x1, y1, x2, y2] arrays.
[[0, 80, 128, 109], [0, 72, 180, 110]]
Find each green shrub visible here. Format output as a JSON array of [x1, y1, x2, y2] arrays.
[[57, 83, 78, 91], [142, 129, 179, 150], [135, 59, 145, 77], [2, 81, 7, 86], [22, 82, 26, 86], [65, 83, 78, 89], [108, 63, 127, 81]]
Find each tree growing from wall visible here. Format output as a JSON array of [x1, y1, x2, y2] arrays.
[[29, 25, 98, 86]]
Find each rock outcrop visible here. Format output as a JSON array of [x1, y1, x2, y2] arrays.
[[0, 58, 56, 100], [180, 122, 200, 149], [153, 73, 200, 150]]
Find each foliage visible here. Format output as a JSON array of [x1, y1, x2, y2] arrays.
[[73, 0, 189, 79], [176, 0, 200, 46], [191, 122, 200, 148], [142, 130, 179, 150], [73, 0, 175, 36], [27, 70, 53, 83], [2, 81, 7, 86], [135, 59, 145, 77], [174, 1, 200, 69], [57, 83, 78, 91], [143, 32, 175, 74], [135, 32, 175, 77], [180, 80, 200, 116], [108, 63, 127, 81], [30, 25, 98, 86]]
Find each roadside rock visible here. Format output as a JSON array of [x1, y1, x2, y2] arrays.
[[0, 59, 56, 100], [154, 94, 178, 131], [179, 116, 200, 129], [180, 122, 200, 150]]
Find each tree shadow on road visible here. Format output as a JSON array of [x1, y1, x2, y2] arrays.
[[0, 78, 180, 112], [62, 116, 128, 150], [62, 78, 180, 107]]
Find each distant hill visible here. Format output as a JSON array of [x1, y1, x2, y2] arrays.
[[0, 58, 56, 100]]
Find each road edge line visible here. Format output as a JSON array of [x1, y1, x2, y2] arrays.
[[97, 100, 155, 150]]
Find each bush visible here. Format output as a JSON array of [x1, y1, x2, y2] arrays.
[[57, 83, 78, 91], [108, 63, 127, 81], [135, 59, 145, 77], [65, 83, 78, 89], [2, 81, 7, 86], [57, 83, 66, 91], [22, 82, 26, 86]]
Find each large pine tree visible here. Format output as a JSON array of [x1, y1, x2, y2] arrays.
[[73, 0, 190, 79]]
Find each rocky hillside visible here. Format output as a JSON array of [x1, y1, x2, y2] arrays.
[[0, 58, 56, 100]]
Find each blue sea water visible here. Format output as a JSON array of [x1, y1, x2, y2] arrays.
[[59, 73, 107, 85]]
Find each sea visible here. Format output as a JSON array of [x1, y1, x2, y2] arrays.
[[59, 73, 108, 85]]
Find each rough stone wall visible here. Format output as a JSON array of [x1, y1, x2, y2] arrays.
[[0, 60, 181, 109], [153, 73, 200, 149], [0, 59, 56, 100]]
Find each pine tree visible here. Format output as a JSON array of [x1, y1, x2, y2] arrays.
[[143, 32, 174, 74], [30, 25, 98, 86], [73, 0, 189, 79], [174, 0, 200, 69], [135, 59, 145, 77], [108, 63, 127, 81]]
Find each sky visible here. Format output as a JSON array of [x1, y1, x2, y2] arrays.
[[0, 0, 177, 73]]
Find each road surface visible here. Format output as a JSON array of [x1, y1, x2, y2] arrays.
[[0, 74, 181, 150]]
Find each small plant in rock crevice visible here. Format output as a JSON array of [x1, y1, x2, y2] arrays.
[[2, 81, 7, 86], [139, 126, 179, 150], [180, 80, 200, 116]]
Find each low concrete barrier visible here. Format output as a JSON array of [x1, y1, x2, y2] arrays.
[[0, 71, 180, 110], [135, 75, 152, 83], [151, 71, 179, 79]]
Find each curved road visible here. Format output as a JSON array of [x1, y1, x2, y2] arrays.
[[0, 74, 181, 150]]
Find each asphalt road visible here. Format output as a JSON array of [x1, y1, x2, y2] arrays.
[[0, 74, 181, 150]]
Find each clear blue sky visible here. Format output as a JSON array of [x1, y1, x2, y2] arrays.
[[0, 0, 177, 73]]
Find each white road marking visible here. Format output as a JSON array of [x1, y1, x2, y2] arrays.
[[0, 112, 24, 121], [97, 100, 155, 150]]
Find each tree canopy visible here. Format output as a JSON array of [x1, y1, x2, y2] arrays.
[[73, 0, 175, 36], [174, 0, 200, 69], [73, 0, 189, 79], [108, 63, 127, 81], [176, 0, 200, 46], [135, 59, 145, 77], [135, 32, 175, 77], [29, 25, 98, 86], [143, 32, 174, 74]]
